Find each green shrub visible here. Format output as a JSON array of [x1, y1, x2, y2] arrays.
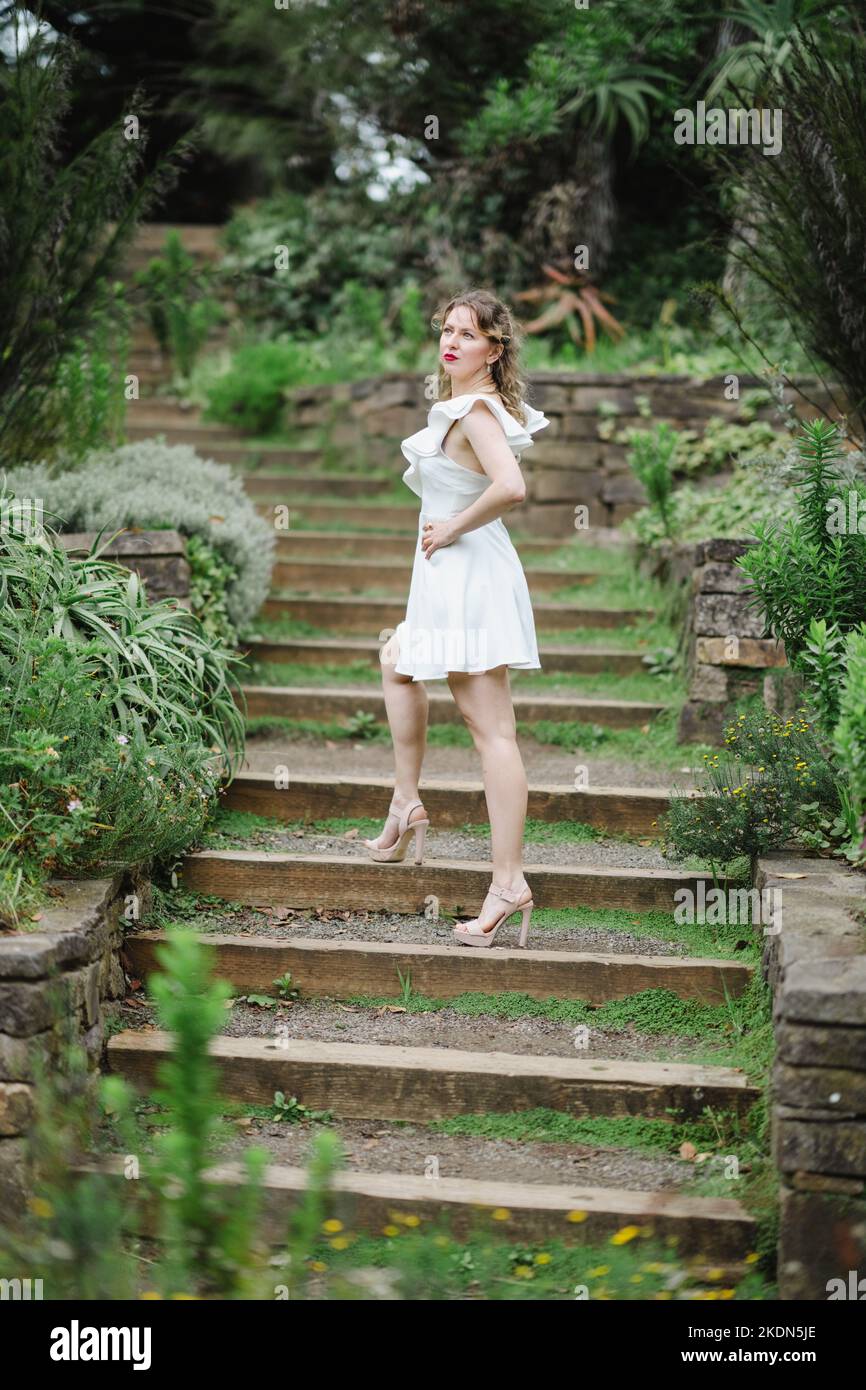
[[186, 533, 238, 648], [0, 20, 190, 464], [52, 281, 131, 463], [663, 704, 841, 867], [0, 503, 246, 923], [134, 230, 224, 381], [3, 441, 274, 634], [833, 629, 866, 861], [625, 423, 677, 538], [148, 931, 268, 1296], [218, 189, 415, 336], [737, 419, 866, 728], [624, 461, 799, 546], [203, 341, 301, 434]]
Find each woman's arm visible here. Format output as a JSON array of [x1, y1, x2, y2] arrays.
[[446, 401, 526, 539]]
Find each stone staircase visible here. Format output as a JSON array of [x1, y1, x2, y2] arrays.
[[101, 388, 765, 1283]]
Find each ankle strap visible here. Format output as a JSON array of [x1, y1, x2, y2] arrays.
[[389, 798, 424, 832], [489, 882, 525, 903]]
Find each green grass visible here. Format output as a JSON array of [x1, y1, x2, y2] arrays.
[[265, 574, 661, 613], [262, 487, 413, 509], [534, 621, 673, 648], [238, 659, 683, 705], [546, 569, 657, 609], [242, 707, 715, 771], [430, 1102, 753, 1157], [241, 659, 377, 687], [242, 615, 337, 641], [349, 983, 752, 1043], [241, 616, 674, 652], [529, 543, 637, 575], [199, 806, 606, 849], [283, 1226, 773, 1300], [260, 514, 418, 535], [151, 864, 757, 965]]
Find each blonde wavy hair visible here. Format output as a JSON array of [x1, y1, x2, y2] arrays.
[[430, 289, 528, 426]]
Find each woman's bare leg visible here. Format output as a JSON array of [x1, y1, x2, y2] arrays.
[[364, 631, 429, 849], [447, 664, 529, 927]]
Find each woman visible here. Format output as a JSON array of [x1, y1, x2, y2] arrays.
[[361, 289, 549, 948]]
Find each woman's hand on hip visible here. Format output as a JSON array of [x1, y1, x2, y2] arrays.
[[421, 519, 457, 558]]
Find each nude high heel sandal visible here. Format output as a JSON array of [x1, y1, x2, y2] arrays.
[[452, 881, 534, 948], [362, 798, 430, 864]]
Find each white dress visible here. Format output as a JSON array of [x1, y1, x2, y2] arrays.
[[393, 390, 550, 681]]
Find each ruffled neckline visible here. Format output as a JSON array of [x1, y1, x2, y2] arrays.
[[400, 392, 549, 497]]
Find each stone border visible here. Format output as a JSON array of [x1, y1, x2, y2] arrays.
[[286, 373, 835, 533], [0, 868, 150, 1211], [56, 530, 191, 607], [754, 851, 866, 1300], [637, 536, 801, 741]]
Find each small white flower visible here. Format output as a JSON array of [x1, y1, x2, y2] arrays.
[[67, 798, 83, 812], [116, 735, 129, 745]]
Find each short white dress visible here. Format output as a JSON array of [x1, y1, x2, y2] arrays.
[[393, 390, 550, 681]]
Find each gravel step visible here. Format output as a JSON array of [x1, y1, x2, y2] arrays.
[[107, 1029, 759, 1123], [75, 1151, 756, 1262], [180, 849, 720, 914]]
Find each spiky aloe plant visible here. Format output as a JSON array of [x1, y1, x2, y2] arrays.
[[0, 491, 246, 919], [0, 506, 246, 768]]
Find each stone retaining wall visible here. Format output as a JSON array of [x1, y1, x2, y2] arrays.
[[287, 371, 836, 535], [754, 853, 866, 1301], [668, 538, 799, 742], [56, 530, 191, 606], [0, 870, 149, 1212]]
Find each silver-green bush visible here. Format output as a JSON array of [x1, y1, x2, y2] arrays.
[[4, 440, 274, 629]]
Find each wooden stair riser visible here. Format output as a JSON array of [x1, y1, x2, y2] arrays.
[[270, 559, 596, 595], [239, 685, 666, 729], [73, 1158, 756, 1260], [256, 502, 419, 531], [244, 474, 395, 499], [273, 531, 568, 561], [241, 636, 648, 677], [180, 852, 720, 914], [224, 772, 674, 837], [126, 932, 752, 1006], [259, 596, 650, 632], [123, 423, 253, 447], [108, 1032, 759, 1123]]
